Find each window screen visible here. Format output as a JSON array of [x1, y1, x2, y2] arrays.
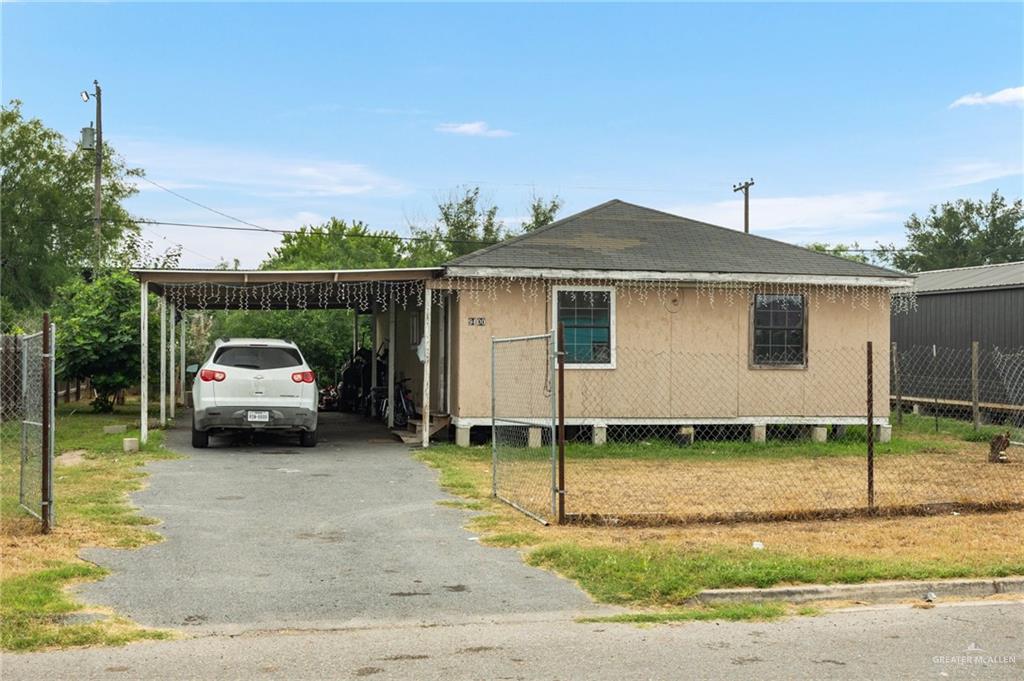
[[557, 290, 612, 364], [752, 294, 806, 366], [213, 346, 303, 370]]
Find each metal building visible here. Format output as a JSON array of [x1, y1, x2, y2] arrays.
[[892, 261, 1024, 350], [890, 261, 1024, 419]]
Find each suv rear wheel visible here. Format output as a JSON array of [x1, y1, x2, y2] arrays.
[[299, 429, 317, 447]]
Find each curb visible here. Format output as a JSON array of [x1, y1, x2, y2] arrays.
[[693, 577, 1024, 605]]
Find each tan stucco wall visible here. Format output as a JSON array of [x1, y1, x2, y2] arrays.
[[450, 284, 891, 421]]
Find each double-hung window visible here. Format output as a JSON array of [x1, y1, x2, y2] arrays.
[[554, 286, 615, 368], [751, 294, 806, 367]]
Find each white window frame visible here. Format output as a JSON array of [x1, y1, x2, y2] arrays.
[[552, 284, 616, 370]]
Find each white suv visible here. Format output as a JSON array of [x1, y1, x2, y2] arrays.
[[191, 338, 318, 448]]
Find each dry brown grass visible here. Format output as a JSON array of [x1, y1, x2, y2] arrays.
[[433, 444, 1024, 569], [491, 441, 1023, 522], [569, 450, 1023, 518]]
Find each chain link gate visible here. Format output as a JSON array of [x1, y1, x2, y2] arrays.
[[491, 331, 557, 524], [1, 317, 55, 530]]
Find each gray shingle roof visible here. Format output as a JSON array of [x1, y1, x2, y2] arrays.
[[913, 261, 1024, 294], [445, 200, 907, 279]]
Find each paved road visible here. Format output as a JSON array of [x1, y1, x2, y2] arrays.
[[75, 412, 605, 631], [4, 601, 1022, 679]]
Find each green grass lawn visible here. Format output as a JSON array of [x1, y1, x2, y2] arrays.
[[526, 543, 1024, 607], [1, 401, 179, 651]]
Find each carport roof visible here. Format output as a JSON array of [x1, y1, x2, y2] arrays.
[[132, 267, 442, 309]]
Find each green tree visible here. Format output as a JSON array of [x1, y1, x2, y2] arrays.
[[52, 271, 156, 412], [207, 218, 408, 375], [879, 191, 1024, 272], [1, 100, 142, 310], [521, 194, 563, 232], [408, 186, 504, 263], [804, 241, 870, 264], [265, 218, 404, 270]]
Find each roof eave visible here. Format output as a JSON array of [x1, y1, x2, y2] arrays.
[[444, 265, 915, 289]]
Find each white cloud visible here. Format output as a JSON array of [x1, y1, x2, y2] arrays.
[[668, 191, 908, 236], [930, 160, 1023, 188], [118, 138, 405, 198], [435, 121, 513, 138], [950, 86, 1024, 108]]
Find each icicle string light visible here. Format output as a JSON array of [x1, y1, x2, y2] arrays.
[[162, 275, 915, 314], [432, 275, 915, 313]]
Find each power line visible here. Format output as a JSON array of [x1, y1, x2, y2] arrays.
[[138, 176, 278, 234], [124, 218, 501, 247]]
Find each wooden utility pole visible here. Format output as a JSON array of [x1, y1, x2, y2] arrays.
[[732, 178, 755, 233], [82, 81, 103, 269], [91, 81, 103, 268]]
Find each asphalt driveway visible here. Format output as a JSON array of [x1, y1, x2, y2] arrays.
[[77, 412, 604, 631]]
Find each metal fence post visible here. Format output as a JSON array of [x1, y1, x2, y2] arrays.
[[557, 322, 566, 525], [866, 341, 875, 511], [490, 336, 497, 498], [41, 314, 53, 533], [549, 328, 557, 520], [932, 343, 939, 433], [892, 341, 902, 427], [971, 340, 980, 430]]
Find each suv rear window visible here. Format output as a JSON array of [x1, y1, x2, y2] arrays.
[[213, 346, 303, 370]]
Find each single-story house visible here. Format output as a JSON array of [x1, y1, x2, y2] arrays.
[[134, 200, 914, 447]]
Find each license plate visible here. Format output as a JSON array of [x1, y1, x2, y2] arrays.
[[247, 410, 270, 423]]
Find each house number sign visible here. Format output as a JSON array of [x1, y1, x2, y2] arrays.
[[468, 317, 486, 326]]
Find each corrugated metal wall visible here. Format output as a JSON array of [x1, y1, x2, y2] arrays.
[[891, 287, 1024, 351], [890, 287, 1024, 407]]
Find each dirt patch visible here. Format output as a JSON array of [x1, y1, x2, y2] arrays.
[[444, 584, 469, 592], [355, 667, 384, 676], [380, 654, 430, 661], [295, 530, 343, 543], [389, 591, 430, 597], [458, 646, 501, 654], [55, 449, 87, 467]]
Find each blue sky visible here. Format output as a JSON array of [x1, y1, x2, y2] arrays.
[[4, 2, 1022, 267]]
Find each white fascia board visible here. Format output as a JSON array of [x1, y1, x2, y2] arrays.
[[444, 266, 914, 289]]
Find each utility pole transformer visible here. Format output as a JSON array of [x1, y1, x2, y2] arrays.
[[732, 178, 754, 233]]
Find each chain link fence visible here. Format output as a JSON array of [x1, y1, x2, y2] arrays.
[[1, 319, 55, 530], [892, 342, 1024, 446], [491, 332, 557, 523], [491, 334, 1023, 525]]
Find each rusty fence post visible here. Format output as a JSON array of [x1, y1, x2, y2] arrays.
[[557, 322, 566, 525], [41, 313, 53, 533], [866, 341, 875, 511], [971, 341, 980, 431]]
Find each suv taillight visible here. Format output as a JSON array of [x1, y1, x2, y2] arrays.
[[291, 370, 315, 384], [200, 369, 226, 382]]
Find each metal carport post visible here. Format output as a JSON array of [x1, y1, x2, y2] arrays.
[[140, 280, 149, 444]]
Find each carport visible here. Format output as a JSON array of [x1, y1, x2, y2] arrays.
[[132, 267, 446, 447]]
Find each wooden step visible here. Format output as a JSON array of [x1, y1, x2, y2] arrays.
[[406, 414, 451, 439], [391, 430, 421, 445]]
